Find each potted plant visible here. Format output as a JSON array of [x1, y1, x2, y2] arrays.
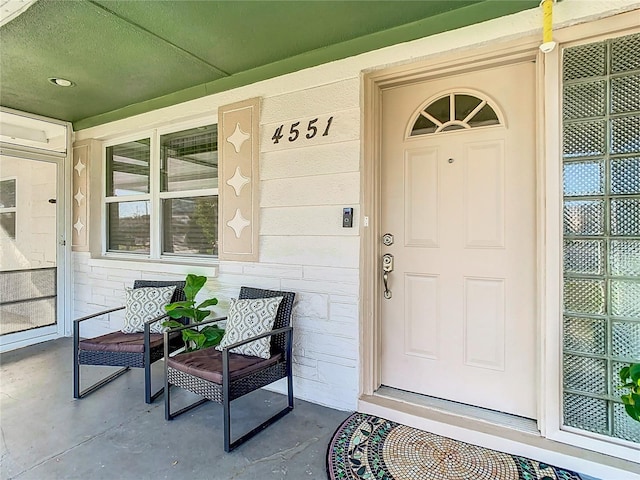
[[162, 274, 224, 352], [619, 363, 640, 422]]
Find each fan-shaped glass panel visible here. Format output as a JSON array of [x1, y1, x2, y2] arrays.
[[455, 94, 482, 121], [410, 93, 500, 137], [424, 96, 450, 124], [468, 104, 500, 128], [411, 115, 437, 136]]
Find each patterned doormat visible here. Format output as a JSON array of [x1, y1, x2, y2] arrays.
[[327, 413, 584, 480]]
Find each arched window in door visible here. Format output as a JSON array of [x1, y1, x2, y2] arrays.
[[409, 92, 503, 137]]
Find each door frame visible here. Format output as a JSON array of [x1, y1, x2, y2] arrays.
[[360, 11, 640, 462], [360, 35, 547, 426], [0, 109, 72, 352]]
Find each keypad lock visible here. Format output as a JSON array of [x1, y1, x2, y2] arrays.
[[382, 253, 394, 299]]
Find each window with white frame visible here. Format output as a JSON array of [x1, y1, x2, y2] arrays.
[[0, 178, 17, 240], [104, 124, 218, 258]]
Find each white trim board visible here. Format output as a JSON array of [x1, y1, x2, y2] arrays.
[[0, 329, 59, 354], [86, 257, 217, 277]]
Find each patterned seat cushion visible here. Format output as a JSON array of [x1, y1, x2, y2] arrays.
[[79, 331, 164, 353], [167, 347, 282, 384], [216, 296, 283, 359]]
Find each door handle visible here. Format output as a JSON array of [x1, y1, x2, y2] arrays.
[[382, 253, 394, 299]]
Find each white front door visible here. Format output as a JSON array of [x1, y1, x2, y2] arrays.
[[379, 61, 537, 418]]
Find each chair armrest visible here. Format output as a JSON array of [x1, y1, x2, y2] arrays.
[[163, 316, 227, 334], [74, 306, 126, 350], [143, 312, 170, 327], [220, 326, 293, 387], [221, 326, 292, 351], [73, 306, 125, 324], [162, 316, 228, 360], [144, 313, 168, 346]]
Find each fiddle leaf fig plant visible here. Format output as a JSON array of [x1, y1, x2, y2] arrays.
[[619, 363, 640, 423], [162, 274, 224, 352]]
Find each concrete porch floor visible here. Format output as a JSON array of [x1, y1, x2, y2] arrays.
[[0, 338, 350, 480]]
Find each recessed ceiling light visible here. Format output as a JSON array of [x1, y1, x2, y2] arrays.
[[48, 77, 74, 87]]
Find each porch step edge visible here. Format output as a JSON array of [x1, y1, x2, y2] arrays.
[[358, 393, 640, 480], [375, 385, 539, 435]]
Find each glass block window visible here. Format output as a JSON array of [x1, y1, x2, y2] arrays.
[[410, 93, 501, 136], [562, 33, 640, 443]]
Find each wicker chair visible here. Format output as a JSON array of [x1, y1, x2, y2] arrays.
[[73, 280, 186, 404], [164, 286, 295, 452]]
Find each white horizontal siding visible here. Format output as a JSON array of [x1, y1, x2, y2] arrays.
[[260, 206, 359, 235], [261, 140, 359, 180], [261, 236, 360, 269], [260, 78, 360, 124], [261, 172, 360, 207]]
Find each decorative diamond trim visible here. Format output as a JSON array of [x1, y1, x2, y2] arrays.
[[226, 166, 250, 196], [74, 188, 85, 206], [73, 217, 84, 234], [226, 123, 250, 153], [227, 208, 250, 239], [74, 158, 85, 176]]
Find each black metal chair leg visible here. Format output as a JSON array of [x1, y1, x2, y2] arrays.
[[167, 397, 208, 420], [75, 366, 131, 398], [223, 351, 231, 452], [227, 403, 294, 452], [287, 371, 294, 409], [144, 356, 164, 404], [286, 329, 294, 409], [73, 328, 80, 399]]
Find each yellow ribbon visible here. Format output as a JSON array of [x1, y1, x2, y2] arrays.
[[542, 0, 553, 44], [540, 0, 556, 53]]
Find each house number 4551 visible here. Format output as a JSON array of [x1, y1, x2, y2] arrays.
[[271, 116, 334, 144]]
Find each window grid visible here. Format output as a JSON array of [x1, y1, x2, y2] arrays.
[[409, 92, 501, 136], [104, 124, 218, 259], [562, 33, 640, 443]]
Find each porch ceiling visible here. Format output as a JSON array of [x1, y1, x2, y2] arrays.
[[0, 0, 538, 131]]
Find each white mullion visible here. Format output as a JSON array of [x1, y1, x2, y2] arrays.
[[449, 94, 455, 122], [463, 100, 487, 125], [149, 129, 160, 259], [101, 143, 108, 255], [103, 194, 150, 203], [158, 188, 218, 200], [420, 111, 442, 128]]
